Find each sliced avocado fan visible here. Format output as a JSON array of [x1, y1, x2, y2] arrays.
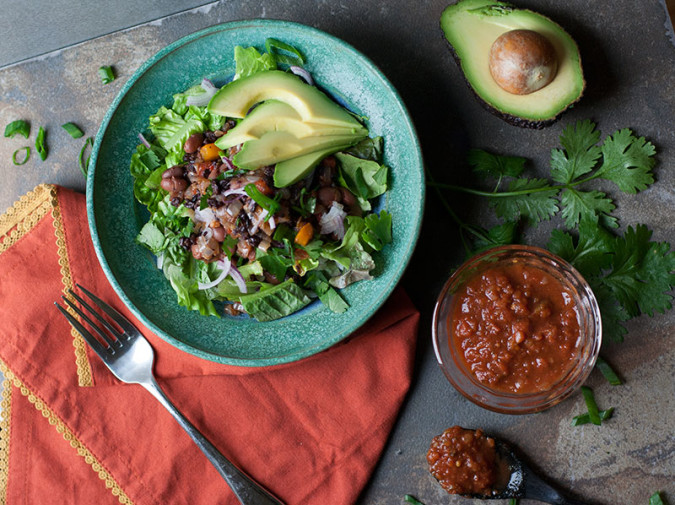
[[209, 70, 369, 186], [440, 0, 585, 128]]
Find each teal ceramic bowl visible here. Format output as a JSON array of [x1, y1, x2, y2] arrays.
[[87, 19, 424, 366]]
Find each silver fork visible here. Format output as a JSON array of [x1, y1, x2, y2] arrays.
[[55, 284, 284, 505]]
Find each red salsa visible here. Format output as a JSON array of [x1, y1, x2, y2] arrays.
[[427, 426, 498, 495], [450, 262, 580, 394]]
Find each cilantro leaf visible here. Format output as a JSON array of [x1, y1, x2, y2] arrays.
[[470, 221, 518, 254], [560, 188, 616, 229], [547, 217, 614, 277], [361, 210, 393, 251], [601, 225, 675, 318], [594, 129, 656, 193], [492, 178, 558, 223], [550, 119, 602, 184], [467, 149, 526, 179]]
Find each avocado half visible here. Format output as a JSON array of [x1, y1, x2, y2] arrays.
[[440, 0, 585, 128]]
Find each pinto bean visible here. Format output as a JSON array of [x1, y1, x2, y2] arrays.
[[160, 176, 188, 192], [317, 187, 343, 207], [183, 133, 205, 153], [340, 187, 358, 207], [212, 226, 226, 242], [162, 165, 185, 179]]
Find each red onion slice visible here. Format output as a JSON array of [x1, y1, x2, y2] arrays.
[[229, 264, 247, 294], [290, 66, 315, 86], [221, 155, 235, 171], [197, 259, 232, 290], [138, 133, 151, 149], [186, 78, 219, 107], [222, 188, 249, 198], [194, 207, 216, 224], [319, 202, 347, 239]]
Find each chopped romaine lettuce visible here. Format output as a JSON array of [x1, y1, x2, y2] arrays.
[[233, 46, 277, 80], [237, 279, 312, 321]]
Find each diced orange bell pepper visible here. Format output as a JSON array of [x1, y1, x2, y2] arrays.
[[294, 222, 314, 247]]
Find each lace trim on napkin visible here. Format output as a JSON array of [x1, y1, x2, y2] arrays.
[[0, 184, 93, 387], [0, 361, 134, 504], [0, 372, 11, 504]]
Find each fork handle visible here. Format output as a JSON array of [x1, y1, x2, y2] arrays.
[[141, 378, 284, 505]]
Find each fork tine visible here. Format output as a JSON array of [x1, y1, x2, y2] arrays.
[[61, 296, 118, 351], [54, 302, 109, 359], [76, 284, 137, 338], [67, 289, 124, 341]]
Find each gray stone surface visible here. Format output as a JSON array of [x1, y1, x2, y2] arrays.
[[1, 1, 673, 504]]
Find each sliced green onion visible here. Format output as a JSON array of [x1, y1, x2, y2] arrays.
[[649, 491, 665, 505], [12, 146, 30, 165], [244, 183, 280, 219], [98, 65, 115, 84], [35, 126, 47, 161], [79, 137, 94, 177], [596, 356, 622, 385], [572, 407, 614, 426], [264, 38, 305, 66], [580, 386, 602, 426], [61, 122, 84, 139], [403, 495, 425, 505], [4, 119, 30, 139]]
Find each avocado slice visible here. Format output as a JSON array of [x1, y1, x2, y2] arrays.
[[440, 0, 585, 128], [208, 70, 364, 128], [232, 130, 366, 170], [273, 146, 349, 188], [215, 100, 367, 150]]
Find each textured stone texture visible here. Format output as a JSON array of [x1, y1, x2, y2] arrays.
[[0, 1, 673, 504]]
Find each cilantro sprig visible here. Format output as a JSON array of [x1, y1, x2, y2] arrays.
[[430, 120, 675, 342], [433, 120, 655, 229]]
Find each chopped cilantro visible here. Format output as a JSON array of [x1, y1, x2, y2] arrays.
[[595, 356, 622, 385], [649, 491, 666, 505], [4, 119, 30, 139], [61, 122, 84, 138], [98, 65, 115, 84], [403, 495, 425, 505], [35, 126, 47, 161], [12, 146, 30, 165]]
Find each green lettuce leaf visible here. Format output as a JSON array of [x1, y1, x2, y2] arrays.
[[172, 84, 206, 115], [335, 153, 388, 211], [237, 279, 311, 321], [149, 106, 206, 152], [233, 46, 277, 80]]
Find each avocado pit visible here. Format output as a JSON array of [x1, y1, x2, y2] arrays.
[[488, 29, 558, 95]]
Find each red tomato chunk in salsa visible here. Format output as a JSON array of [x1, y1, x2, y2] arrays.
[[427, 426, 498, 495], [450, 263, 581, 394]]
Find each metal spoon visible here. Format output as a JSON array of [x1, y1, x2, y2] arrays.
[[461, 438, 592, 505]]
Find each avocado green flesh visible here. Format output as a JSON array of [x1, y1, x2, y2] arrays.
[[233, 130, 366, 170], [215, 100, 367, 150], [208, 70, 363, 128], [441, 0, 584, 122], [274, 146, 349, 188]]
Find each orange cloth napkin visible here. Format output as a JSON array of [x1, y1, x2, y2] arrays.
[[0, 185, 419, 505]]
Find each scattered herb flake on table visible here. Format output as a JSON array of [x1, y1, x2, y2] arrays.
[[98, 65, 115, 84], [62, 122, 84, 138], [4, 119, 30, 139]]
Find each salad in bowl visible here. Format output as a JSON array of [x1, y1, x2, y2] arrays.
[[131, 40, 392, 321]]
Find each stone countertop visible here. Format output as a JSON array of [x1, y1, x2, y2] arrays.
[[1, 1, 673, 504]]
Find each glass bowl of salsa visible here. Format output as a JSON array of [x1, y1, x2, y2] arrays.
[[432, 245, 602, 414]]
